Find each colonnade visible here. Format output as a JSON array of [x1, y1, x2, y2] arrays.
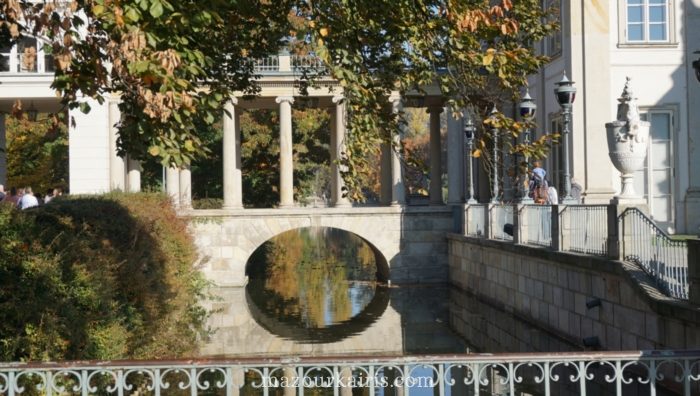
[[103, 95, 470, 209]]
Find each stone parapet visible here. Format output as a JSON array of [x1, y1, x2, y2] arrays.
[[447, 234, 700, 350]]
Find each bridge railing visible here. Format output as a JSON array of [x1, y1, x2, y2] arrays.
[[1, 351, 698, 396], [463, 203, 695, 302], [620, 207, 689, 300]]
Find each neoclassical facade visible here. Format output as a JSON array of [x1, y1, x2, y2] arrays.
[[527, 0, 700, 234]]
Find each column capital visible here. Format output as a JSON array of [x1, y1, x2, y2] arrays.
[[332, 95, 344, 104], [275, 96, 295, 104]]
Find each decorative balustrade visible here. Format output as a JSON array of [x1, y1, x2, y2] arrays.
[[252, 56, 279, 73], [462, 203, 694, 301], [0, 351, 698, 396], [291, 54, 325, 71], [621, 208, 689, 300]]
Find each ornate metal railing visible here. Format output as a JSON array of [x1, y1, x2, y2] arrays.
[[1, 351, 699, 395], [561, 204, 608, 256], [620, 208, 689, 300], [524, 204, 552, 247], [462, 203, 695, 300], [465, 204, 487, 237]]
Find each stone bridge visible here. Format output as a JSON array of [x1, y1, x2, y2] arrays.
[[187, 206, 456, 286]]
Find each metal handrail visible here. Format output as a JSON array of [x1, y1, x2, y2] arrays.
[[1, 351, 698, 395], [620, 207, 688, 300]]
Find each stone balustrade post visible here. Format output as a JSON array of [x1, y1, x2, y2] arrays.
[[513, 204, 526, 244], [606, 204, 621, 259], [486, 203, 494, 239], [551, 204, 561, 251], [688, 239, 700, 305]]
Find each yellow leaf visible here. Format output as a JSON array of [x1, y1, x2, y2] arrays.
[[148, 146, 160, 156], [482, 49, 496, 66], [319, 27, 329, 37], [473, 149, 482, 158]]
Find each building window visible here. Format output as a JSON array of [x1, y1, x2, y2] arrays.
[[624, 0, 672, 44], [543, 0, 562, 57]]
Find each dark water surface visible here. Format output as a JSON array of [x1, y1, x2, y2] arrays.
[[197, 228, 677, 395], [199, 227, 577, 357]]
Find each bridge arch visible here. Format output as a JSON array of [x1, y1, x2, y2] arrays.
[[243, 224, 391, 282], [190, 206, 453, 287]]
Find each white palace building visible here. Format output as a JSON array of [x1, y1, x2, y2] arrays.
[[1, 0, 700, 235]]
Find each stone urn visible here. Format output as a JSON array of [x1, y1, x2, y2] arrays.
[[605, 77, 649, 203]]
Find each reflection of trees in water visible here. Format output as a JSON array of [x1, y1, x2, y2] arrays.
[[248, 227, 377, 328]]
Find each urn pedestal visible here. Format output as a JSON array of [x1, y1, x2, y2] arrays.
[[605, 78, 649, 205]]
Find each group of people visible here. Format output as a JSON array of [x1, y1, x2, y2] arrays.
[[528, 161, 558, 204], [0, 184, 62, 210]]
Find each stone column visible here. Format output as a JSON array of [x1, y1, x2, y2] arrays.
[[446, 108, 464, 204], [0, 113, 6, 186], [331, 95, 351, 207], [223, 98, 243, 209], [179, 165, 192, 209], [389, 95, 405, 206], [126, 157, 141, 192], [276, 96, 295, 208], [380, 143, 392, 205], [108, 101, 126, 190], [166, 166, 180, 207], [428, 106, 443, 205]]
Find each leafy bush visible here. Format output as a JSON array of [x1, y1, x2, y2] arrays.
[[0, 193, 208, 361]]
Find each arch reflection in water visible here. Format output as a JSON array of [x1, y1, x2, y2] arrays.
[[245, 227, 388, 343]]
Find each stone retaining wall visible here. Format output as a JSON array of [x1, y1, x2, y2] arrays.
[[447, 234, 700, 350]]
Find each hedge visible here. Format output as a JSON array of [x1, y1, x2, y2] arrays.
[[0, 192, 208, 361]]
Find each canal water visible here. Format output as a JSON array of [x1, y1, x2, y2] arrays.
[[199, 227, 576, 358], [197, 227, 673, 395]]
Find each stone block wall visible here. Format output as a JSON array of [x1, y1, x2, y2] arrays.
[[447, 234, 700, 350]]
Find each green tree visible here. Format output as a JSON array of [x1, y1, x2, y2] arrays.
[[4, 113, 68, 194], [1, 0, 557, 200]]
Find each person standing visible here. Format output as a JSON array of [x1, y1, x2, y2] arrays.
[[0, 184, 5, 202], [18, 186, 39, 210], [5, 187, 20, 206]]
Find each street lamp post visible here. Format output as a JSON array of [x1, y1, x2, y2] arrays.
[[518, 90, 536, 203], [464, 113, 477, 204], [488, 106, 500, 203], [555, 73, 576, 203]]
